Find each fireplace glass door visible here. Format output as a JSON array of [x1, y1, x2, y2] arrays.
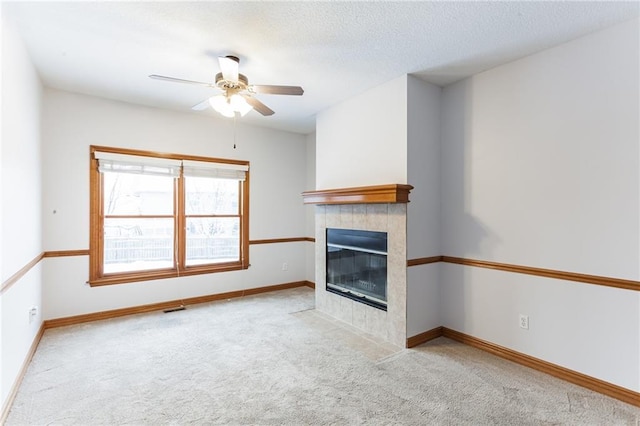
[[326, 228, 387, 310]]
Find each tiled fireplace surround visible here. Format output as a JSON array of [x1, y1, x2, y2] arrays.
[[305, 185, 411, 348]]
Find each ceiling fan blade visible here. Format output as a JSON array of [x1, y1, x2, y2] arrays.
[[250, 85, 304, 96], [191, 98, 211, 111], [218, 56, 239, 82], [243, 95, 274, 116], [149, 74, 215, 88]]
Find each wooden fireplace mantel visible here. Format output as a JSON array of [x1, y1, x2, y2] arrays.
[[302, 184, 413, 205]]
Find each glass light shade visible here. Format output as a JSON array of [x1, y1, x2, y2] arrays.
[[219, 108, 235, 118], [209, 94, 253, 117], [229, 94, 253, 116], [209, 95, 233, 117]]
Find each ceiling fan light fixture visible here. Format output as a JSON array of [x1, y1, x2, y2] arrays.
[[152, 55, 302, 118], [209, 94, 227, 111], [209, 94, 253, 117], [230, 94, 253, 116]]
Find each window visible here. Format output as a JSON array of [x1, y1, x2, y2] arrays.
[[89, 146, 249, 286]]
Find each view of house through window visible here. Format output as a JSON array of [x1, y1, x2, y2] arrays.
[[103, 173, 175, 273], [90, 146, 249, 286], [184, 177, 240, 266]]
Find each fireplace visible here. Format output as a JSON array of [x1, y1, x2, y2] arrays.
[[326, 228, 387, 310], [303, 184, 412, 347]]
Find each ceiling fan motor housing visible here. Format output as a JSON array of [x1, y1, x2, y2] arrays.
[[215, 72, 249, 90]]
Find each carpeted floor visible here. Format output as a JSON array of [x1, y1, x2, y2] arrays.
[[7, 287, 640, 425]]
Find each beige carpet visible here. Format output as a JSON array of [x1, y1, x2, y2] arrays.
[[7, 287, 640, 425]]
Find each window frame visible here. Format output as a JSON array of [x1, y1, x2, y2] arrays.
[[89, 145, 250, 286]]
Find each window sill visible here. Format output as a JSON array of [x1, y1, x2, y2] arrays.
[[89, 263, 247, 287]]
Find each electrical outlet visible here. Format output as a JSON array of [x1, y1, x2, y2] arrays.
[[519, 314, 529, 330], [29, 306, 38, 323], [282, 262, 288, 271]]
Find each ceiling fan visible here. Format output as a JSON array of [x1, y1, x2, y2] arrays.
[[149, 55, 304, 118]]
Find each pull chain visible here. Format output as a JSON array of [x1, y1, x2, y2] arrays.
[[233, 114, 237, 149]]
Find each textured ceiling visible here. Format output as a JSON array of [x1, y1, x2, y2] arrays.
[[3, 1, 639, 134]]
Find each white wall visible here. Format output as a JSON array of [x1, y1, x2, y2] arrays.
[[440, 18, 640, 391], [41, 89, 309, 319], [1, 16, 43, 414], [314, 74, 445, 339], [305, 132, 316, 283], [406, 76, 442, 336], [315, 76, 408, 189]]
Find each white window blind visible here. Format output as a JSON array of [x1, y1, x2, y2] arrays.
[[94, 151, 182, 178], [182, 160, 249, 181]]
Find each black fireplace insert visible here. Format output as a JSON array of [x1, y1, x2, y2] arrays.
[[326, 228, 387, 310]]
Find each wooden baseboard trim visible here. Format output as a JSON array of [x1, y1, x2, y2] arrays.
[[0, 323, 45, 424], [406, 326, 443, 348], [304, 280, 315, 289], [44, 281, 313, 329], [242, 281, 310, 296], [441, 327, 640, 407]]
